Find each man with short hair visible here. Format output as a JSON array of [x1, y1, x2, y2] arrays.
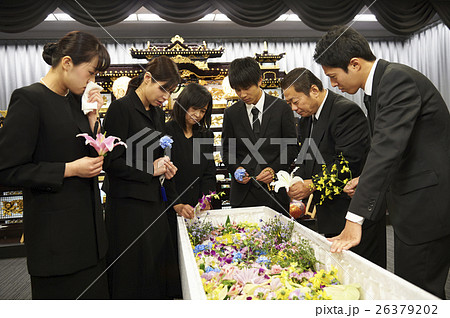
[[221, 57, 298, 216], [281, 67, 386, 268], [314, 25, 450, 298]]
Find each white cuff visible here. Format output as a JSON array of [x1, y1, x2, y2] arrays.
[[346, 211, 365, 225]]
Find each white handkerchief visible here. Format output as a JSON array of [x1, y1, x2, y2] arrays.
[[82, 81, 103, 115]]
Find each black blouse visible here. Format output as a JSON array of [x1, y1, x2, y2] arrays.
[[165, 120, 216, 207]]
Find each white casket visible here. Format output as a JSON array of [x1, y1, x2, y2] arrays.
[[177, 206, 438, 300]]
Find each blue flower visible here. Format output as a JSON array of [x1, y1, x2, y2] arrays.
[[234, 168, 246, 182], [160, 135, 173, 149], [256, 256, 269, 264]]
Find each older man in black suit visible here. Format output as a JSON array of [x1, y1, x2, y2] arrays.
[[314, 26, 450, 298], [221, 57, 298, 216], [281, 68, 386, 268]]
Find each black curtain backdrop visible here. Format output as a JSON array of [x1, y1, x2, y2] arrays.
[[0, 0, 449, 35]]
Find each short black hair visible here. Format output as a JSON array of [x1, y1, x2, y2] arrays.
[[228, 57, 262, 90], [281, 68, 323, 96], [172, 83, 213, 132], [314, 26, 376, 72]]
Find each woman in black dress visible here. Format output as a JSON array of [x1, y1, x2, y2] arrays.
[[165, 83, 216, 297], [0, 31, 110, 299], [166, 83, 216, 219], [103, 56, 181, 299]]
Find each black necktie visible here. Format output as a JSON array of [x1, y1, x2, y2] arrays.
[[251, 107, 261, 137], [363, 94, 371, 109], [364, 94, 374, 135]]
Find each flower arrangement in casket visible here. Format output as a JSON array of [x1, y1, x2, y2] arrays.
[[186, 215, 361, 300]]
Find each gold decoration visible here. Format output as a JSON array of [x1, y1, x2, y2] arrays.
[[171, 35, 185, 44], [2, 201, 15, 217]]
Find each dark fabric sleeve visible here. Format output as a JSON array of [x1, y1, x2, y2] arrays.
[[349, 68, 423, 220], [221, 107, 239, 176], [199, 130, 217, 196], [102, 99, 153, 182], [269, 101, 299, 174], [313, 103, 370, 198], [0, 88, 65, 191]]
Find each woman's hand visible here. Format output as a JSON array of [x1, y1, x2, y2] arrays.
[[153, 157, 169, 177], [65, 156, 104, 178], [86, 88, 103, 133], [174, 204, 195, 219], [163, 159, 178, 180]]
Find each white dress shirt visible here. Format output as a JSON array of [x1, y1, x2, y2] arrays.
[[245, 90, 265, 128], [345, 59, 379, 225]]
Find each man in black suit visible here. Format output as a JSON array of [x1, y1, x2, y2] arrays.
[[314, 26, 450, 298], [281, 68, 386, 268], [221, 57, 298, 216]]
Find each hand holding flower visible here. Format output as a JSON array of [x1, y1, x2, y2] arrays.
[[343, 176, 359, 198], [174, 203, 195, 219], [64, 156, 104, 178], [163, 158, 177, 179], [287, 179, 315, 200], [234, 167, 250, 184]]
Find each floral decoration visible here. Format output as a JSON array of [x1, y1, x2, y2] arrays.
[[76, 132, 126, 156], [311, 153, 352, 205], [186, 216, 360, 300]]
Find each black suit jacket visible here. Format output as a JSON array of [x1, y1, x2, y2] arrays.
[[296, 90, 370, 234], [0, 83, 107, 276], [349, 59, 450, 244], [221, 93, 299, 207], [103, 90, 177, 203]]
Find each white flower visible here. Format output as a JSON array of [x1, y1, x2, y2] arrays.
[[270, 167, 304, 192]]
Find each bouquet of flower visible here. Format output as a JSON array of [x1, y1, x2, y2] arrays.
[[77, 132, 126, 156], [311, 153, 352, 205]]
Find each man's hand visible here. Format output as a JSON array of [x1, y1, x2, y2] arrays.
[[344, 176, 360, 198], [287, 179, 314, 200], [255, 167, 275, 184], [328, 220, 362, 253]]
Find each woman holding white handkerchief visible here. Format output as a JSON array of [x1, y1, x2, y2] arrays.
[[0, 31, 110, 299]]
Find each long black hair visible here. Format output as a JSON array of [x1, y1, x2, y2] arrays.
[[42, 31, 110, 72], [171, 83, 213, 132], [127, 56, 181, 94]]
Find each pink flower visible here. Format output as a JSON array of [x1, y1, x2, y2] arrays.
[[77, 133, 127, 156], [233, 268, 268, 285], [270, 264, 282, 275]]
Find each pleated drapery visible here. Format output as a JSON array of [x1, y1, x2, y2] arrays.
[[0, 23, 448, 111], [0, 0, 449, 35]]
